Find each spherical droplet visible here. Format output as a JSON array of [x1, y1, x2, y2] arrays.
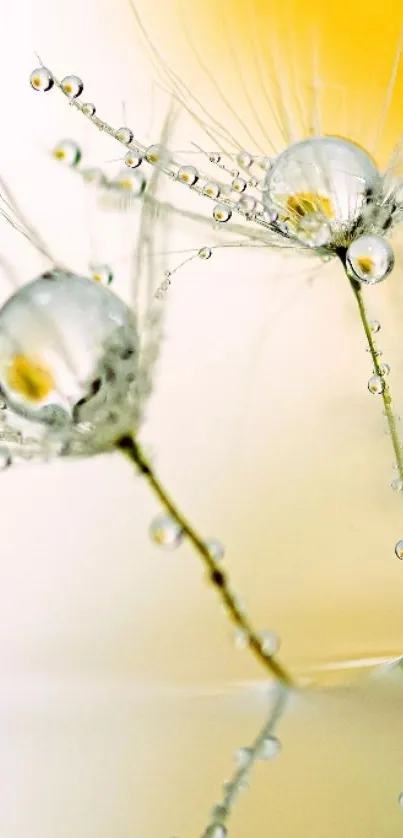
[[204, 537, 225, 561], [81, 167, 106, 187], [236, 150, 253, 169], [178, 165, 198, 185], [89, 263, 113, 285], [212, 204, 232, 223], [61, 74, 84, 98], [263, 206, 279, 224], [203, 181, 220, 199], [198, 246, 212, 260], [235, 746, 252, 766], [116, 127, 134, 145], [296, 213, 331, 247], [346, 235, 395, 284], [259, 630, 280, 656], [259, 735, 281, 760], [52, 139, 82, 167], [29, 67, 54, 92], [391, 477, 403, 492], [234, 628, 248, 649], [0, 446, 12, 470], [379, 362, 390, 376], [370, 320, 381, 333], [124, 150, 142, 169], [398, 791, 403, 809], [231, 176, 247, 193], [149, 514, 184, 548], [367, 375, 384, 395], [395, 540, 403, 559], [209, 152, 221, 164], [111, 169, 146, 197], [239, 194, 257, 214], [204, 826, 227, 838], [258, 156, 272, 171], [145, 144, 170, 166], [82, 102, 96, 117]]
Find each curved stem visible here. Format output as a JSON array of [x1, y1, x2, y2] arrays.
[[349, 277, 403, 482], [116, 434, 294, 689]]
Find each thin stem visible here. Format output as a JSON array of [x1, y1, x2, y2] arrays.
[[203, 682, 288, 837], [116, 434, 294, 689], [349, 278, 403, 482]]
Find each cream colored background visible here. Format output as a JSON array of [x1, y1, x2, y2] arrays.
[[1, 0, 403, 834]]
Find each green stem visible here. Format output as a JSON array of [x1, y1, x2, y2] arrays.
[[116, 434, 294, 689], [349, 278, 403, 483]]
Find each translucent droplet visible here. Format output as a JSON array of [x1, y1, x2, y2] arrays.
[[236, 150, 253, 169], [203, 182, 220, 199], [198, 247, 212, 260], [239, 194, 257, 214], [258, 156, 272, 171], [178, 165, 198, 185], [346, 235, 395, 284], [0, 446, 12, 470], [370, 319, 381, 333], [236, 746, 252, 766], [149, 514, 184, 548], [263, 206, 279, 224], [395, 540, 403, 559], [296, 213, 331, 247], [231, 176, 247, 193], [116, 127, 134, 145], [145, 144, 170, 166], [124, 150, 142, 169], [391, 477, 403, 492], [259, 629, 280, 656], [82, 102, 96, 117], [209, 153, 221, 164], [52, 139, 81, 167], [89, 263, 113, 285], [203, 826, 227, 838], [29, 67, 54, 92], [204, 537, 225, 561], [398, 791, 403, 809], [368, 375, 384, 395], [379, 362, 390, 376], [234, 628, 248, 649], [61, 74, 84, 98], [259, 735, 281, 760], [212, 204, 232, 223], [111, 169, 146, 197]]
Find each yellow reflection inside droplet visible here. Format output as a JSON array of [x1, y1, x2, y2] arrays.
[[6, 355, 55, 402]]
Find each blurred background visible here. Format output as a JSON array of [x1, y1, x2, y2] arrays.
[[1, 0, 403, 834]]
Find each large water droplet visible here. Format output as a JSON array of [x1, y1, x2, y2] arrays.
[[367, 375, 384, 395]]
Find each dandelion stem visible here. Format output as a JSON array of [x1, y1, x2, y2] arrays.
[[116, 434, 294, 688], [349, 277, 403, 482]]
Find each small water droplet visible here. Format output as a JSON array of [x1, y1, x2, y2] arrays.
[[236, 150, 253, 169], [296, 213, 331, 247], [370, 319, 381, 333], [391, 478, 403, 492], [379, 362, 390, 376], [234, 628, 248, 649], [52, 139, 82, 167], [124, 150, 142, 169], [29, 67, 54, 92], [367, 375, 384, 394], [259, 630, 280, 656], [398, 792, 403, 810], [203, 182, 220, 199], [89, 263, 113, 285], [259, 735, 281, 760], [198, 247, 212, 260], [209, 152, 221, 164], [236, 746, 252, 766], [231, 176, 247, 193], [178, 165, 198, 185], [203, 826, 227, 838], [0, 446, 12, 470], [395, 539, 403, 559], [116, 127, 134, 144], [149, 515, 184, 548], [82, 102, 96, 116], [212, 204, 232, 223], [61, 74, 84, 98], [204, 537, 225, 561]]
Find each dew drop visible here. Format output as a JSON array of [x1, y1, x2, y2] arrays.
[[145, 144, 170, 166], [379, 362, 390, 376], [149, 514, 184, 548], [235, 746, 252, 766], [89, 263, 113, 285], [370, 319, 381, 333], [61, 74, 84, 98], [236, 150, 253, 169], [82, 102, 96, 117], [259, 735, 281, 760], [231, 176, 247, 193], [124, 150, 142, 169], [259, 630, 280, 656], [391, 477, 403, 492], [258, 156, 272, 171], [204, 537, 225, 561], [367, 375, 384, 395], [178, 165, 198, 185], [198, 247, 212, 260], [395, 539, 403, 559], [111, 169, 146, 197], [239, 195, 257, 214], [263, 206, 279, 223], [0, 446, 12, 470], [234, 628, 248, 649], [296, 213, 331, 247], [398, 792, 403, 809], [52, 139, 82, 167], [346, 235, 394, 284], [29, 67, 54, 92], [81, 167, 106, 187], [212, 204, 232, 223], [203, 826, 227, 838], [203, 182, 220, 199], [116, 127, 134, 144], [209, 152, 221, 164]]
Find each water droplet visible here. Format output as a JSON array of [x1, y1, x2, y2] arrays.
[[198, 247, 212, 260], [82, 102, 96, 116], [367, 375, 384, 395], [236, 150, 253, 169], [29, 67, 54, 92], [203, 181, 220, 199], [259, 735, 281, 760], [149, 514, 184, 548], [379, 362, 390, 376], [263, 206, 278, 223], [116, 127, 134, 144], [296, 213, 331, 247], [52, 139, 81, 167], [124, 150, 142, 169], [61, 74, 84, 98], [235, 746, 252, 766], [0, 446, 12, 470], [370, 320, 381, 333], [209, 152, 221, 164], [212, 204, 232, 223], [231, 176, 247, 193], [81, 167, 106, 187], [203, 826, 227, 838], [178, 165, 198, 185], [239, 194, 257, 214], [346, 235, 394, 284], [111, 169, 146, 197], [391, 477, 403, 492], [395, 539, 403, 559], [145, 144, 170, 166], [398, 791, 403, 809], [234, 628, 248, 649], [89, 263, 113, 285], [204, 537, 225, 561], [259, 630, 280, 656], [258, 156, 272, 171]]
